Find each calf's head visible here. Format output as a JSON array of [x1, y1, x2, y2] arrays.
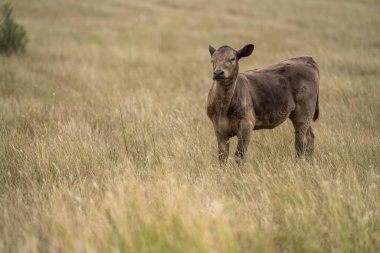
[[209, 44, 254, 83]]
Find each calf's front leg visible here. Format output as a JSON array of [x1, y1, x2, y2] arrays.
[[234, 119, 253, 165], [215, 132, 230, 165]]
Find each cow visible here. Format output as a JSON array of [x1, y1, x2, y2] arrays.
[[206, 44, 319, 165]]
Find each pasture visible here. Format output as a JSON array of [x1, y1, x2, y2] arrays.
[[0, 0, 379, 252]]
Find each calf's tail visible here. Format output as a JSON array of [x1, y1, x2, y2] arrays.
[[311, 58, 320, 122], [313, 92, 319, 121]]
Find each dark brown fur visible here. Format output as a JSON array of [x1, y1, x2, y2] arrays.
[[207, 44, 319, 165]]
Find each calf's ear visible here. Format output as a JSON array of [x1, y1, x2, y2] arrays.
[[237, 44, 254, 60], [209, 45, 216, 56]]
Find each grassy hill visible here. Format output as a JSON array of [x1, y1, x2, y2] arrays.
[[0, 0, 379, 252]]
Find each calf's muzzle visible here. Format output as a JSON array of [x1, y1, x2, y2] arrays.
[[213, 69, 225, 79]]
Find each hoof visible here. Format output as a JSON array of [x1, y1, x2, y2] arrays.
[[234, 156, 244, 166]]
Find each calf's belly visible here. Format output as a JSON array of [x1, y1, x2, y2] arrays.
[[253, 108, 293, 130]]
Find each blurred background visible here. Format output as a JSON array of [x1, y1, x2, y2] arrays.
[[0, 0, 379, 252]]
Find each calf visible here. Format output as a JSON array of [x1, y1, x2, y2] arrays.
[[206, 44, 319, 165]]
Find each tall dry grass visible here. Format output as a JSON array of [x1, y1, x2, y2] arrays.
[[0, 0, 379, 252]]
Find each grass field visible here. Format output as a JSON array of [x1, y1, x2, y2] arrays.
[[1, 0, 379, 252]]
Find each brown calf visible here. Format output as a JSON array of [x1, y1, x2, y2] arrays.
[[206, 44, 319, 165]]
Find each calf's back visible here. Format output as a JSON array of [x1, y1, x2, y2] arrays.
[[240, 56, 319, 129]]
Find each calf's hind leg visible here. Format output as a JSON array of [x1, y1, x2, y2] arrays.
[[290, 111, 310, 160], [305, 126, 315, 160]]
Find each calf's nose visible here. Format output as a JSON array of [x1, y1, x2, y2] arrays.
[[213, 69, 225, 79]]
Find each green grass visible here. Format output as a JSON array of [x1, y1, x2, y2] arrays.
[[0, 0, 379, 252]]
